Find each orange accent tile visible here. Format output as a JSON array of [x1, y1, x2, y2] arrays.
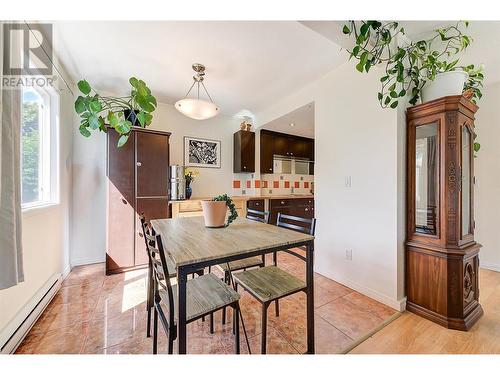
[[263, 180, 268, 188], [294, 181, 300, 188], [246, 180, 251, 189], [304, 181, 309, 189], [254, 180, 260, 188], [273, 181, 280, 189], [233, 180, 241, 189], [284, 181, 290, 188]]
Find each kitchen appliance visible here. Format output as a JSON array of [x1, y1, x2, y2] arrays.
[[169, 165, 186, 200], [273, 155, 313, 175]]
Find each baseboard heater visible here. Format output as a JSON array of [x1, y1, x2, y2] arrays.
[[0, 274, 62, 354]]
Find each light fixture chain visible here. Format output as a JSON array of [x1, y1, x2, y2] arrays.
[[183, 80, 197, 98], [201, 81, 214, 103]]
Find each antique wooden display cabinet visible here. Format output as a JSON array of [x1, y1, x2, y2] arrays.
[[406, 95, 483, 330]]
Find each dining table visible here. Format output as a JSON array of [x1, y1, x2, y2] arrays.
[[150, 216, 315, 354]]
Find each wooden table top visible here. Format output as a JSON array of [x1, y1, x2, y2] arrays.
[[150, 216, 314, 267]]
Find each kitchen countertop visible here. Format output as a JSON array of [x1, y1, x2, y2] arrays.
[[170, 195, 314, 204]]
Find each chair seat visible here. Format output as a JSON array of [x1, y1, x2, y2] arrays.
[[232, 266, 306, 303], [216, 256, 264, 272], [160, 273, 240, 322]]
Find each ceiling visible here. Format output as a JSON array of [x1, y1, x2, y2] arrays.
[[52, 21, 344, 118], [261, 102, 314, 138]]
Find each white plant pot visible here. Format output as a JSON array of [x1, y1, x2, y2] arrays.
[[421, 71, 469, 103]]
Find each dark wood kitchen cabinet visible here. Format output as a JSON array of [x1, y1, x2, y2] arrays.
[[106, 127, 171, 275], [260, 129, 314, 174], [233, 130, 255, 173], [269, 198, 314, 227]]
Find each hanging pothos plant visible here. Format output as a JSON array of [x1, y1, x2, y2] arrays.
[[75, 77, 157, 147], [342, 20, 484, 153]]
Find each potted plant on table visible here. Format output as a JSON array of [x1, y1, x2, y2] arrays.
[[74, 77, 158, 147], [184, 168, 199, 199], [201, 194, 238, 228]]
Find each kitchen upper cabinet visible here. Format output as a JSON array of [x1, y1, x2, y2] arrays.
[[260, 131, 275, 174], [260, 129, 314, 174], [233, 130, 255, 173]]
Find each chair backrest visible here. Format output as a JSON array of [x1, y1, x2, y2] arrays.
[[276, 212, 316, 236], [246, 208, 270, 224], [141, 219, 176, 326]]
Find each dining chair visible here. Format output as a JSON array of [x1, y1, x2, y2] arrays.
[[140, 216, 212, 338], [143, 223, 242, 354], [232, 212, 316, 354], [211, 208, 269, 325]]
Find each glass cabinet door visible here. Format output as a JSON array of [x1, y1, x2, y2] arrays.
[[415, 123, 439, 235], [461, 125, 472, 237]]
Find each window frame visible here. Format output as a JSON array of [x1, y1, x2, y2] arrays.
[[20, 83, 60, 211]]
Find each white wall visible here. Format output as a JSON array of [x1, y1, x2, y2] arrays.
[[70, 101, 240, 266], [0, 82, 74, 347], [256, 61, 404, 310], [475, 82, 500, 272]]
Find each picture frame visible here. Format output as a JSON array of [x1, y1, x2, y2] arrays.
[[184, 136, 221, 169]]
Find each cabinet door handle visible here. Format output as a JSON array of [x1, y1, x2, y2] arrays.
[[137, 161, 142, 167], [243, 166, 246, 169], [305, 208, 309, 211], [255, 202, 260, 206], [121, 197, 128, 205], [281, 201, 285, 204]]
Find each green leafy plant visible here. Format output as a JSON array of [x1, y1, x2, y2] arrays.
[[74, 77, 157, 147], [342, 21, 484, 108], [213, 194, 238, 227]]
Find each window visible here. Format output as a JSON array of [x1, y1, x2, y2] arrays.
[[20, 85, 59, 209]]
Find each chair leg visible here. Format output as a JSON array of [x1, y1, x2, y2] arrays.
[[168, 331, 174, 355], [261, 303, 269, 354], [222, 271, 229, 325], [146, 266, 153, 337], [153, 307, 158, 354], [147, 306, 152, 338], [210, 313, 214, 334], [234, 304, 240, 354], [275, 299, 280, 317]]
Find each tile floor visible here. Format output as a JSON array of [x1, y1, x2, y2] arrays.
[[16, 250, 398, 354]]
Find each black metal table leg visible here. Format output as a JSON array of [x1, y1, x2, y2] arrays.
[[306, 240, 315, 354], [177, 267, 188, 354]]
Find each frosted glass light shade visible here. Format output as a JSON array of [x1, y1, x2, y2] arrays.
[[175, 98, 219, 120]]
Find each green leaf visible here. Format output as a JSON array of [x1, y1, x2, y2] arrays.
[[129, 77, 139, 88], [79, 125, 91, 137], [380, 75, 389, 82], [384, 96, 391, 105], [399, 89, 407, 97], [352, 45, 360, 57], [473, 142, 481, 152], [342, 25, 350, 34], [89, 99, 102, 113], [115, 120, 132, 135], [117, 134, 129, 148], [88, 114, 100, 130], [108, 112, 119, 127], [378, 92, 383, 100], [77, 80, 91, 95], [390, 91, 398, 98], [390, 101, 399, 109], [75, 96, 86, 114], [136, 111, 146, 127], [356, 61, 365, 73]]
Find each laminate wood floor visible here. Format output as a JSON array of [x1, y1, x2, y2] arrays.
[[350, 268, 500, 354], [15, 250, 398, 354]]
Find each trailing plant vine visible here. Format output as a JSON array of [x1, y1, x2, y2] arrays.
[[342, 21, 484, 109], [213, 194, 238, 226], [75, 77, 157, 147]]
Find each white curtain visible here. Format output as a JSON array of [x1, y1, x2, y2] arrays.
[[0, 22, 24, 289]]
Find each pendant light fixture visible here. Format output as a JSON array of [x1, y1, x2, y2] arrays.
[[175, 63, 219, 120]]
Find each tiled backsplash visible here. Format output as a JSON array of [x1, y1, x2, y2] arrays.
[[232, 173, 314, 196]]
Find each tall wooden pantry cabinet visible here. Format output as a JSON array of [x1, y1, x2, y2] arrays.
[[106, 127, 171, 275]]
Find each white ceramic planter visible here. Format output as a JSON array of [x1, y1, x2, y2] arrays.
[[201, 200, 227, 228], [421, 71, 468, 103]]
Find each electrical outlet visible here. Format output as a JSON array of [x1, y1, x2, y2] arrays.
[[345, 249, 352, 261]]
